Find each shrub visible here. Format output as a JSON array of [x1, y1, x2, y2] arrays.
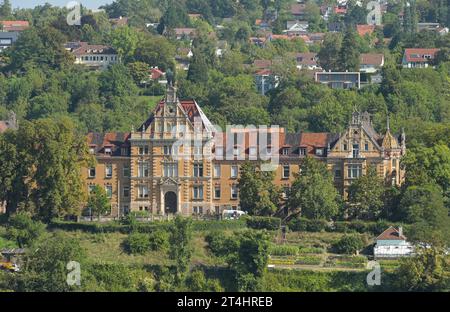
[[268, 258, 296, 265], [6, 213, 46, 247], [288, 217, 329, 232], [269, 245, 299, 256], [148, 230, 169, 251], [298, 246, 324, 254], [205, 232, 237, 257], [246, 216, 280, 231], [332, 235, 365, 255], [123, 232, 150, 254], [295, 255, 322, 265]]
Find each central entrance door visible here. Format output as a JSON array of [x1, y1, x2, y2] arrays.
[[164, 191, 177, 214]]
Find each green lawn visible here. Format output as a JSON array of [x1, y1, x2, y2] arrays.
[[55, 229, 223, 267], [135, 95, 162, 111]]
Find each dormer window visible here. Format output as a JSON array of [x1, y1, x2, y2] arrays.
[[89, 147, 95, 154], [282, 148, 289, 155], [315, 148, 324, 156], [300, 147, 307, 156], [105, 147, 112, 155], [121, 147, 128, 156]]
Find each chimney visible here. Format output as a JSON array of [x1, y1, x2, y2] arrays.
[[398, 226, 403, 238]]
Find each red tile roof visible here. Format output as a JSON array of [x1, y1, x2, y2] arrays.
[[356, 24, 376, 37], [334, 7, 347, 14], [151, 67, 165, 80], [291, 3, 306, 15], [174, 28, 196, 36], [360, 53, 384, 66], [252, 59, 272, 70], [300, 133, 329, 148], [0, 121, 9, 133], [255, 69, 272, 76], [376, 226, 406, 241], [404, 48, 440, 63], [0, 20, 30, 31]]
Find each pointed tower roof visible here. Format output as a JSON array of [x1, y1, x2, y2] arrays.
[[382, 116, 400, 149]]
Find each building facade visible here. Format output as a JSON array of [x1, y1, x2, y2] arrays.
[[82, 87, 406, 218], [65, 42, 119, 70]]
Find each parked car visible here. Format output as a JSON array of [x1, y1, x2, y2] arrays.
[[222, 210, 247, 220]]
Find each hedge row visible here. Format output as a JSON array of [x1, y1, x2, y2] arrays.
[[49, 218, 247, 234], [245, 216, 281, 230], [287, 218, 409, 235]]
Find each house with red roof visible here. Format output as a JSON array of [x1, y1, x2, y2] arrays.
[[356, 24, 376, 37], [374, 226, 414, 259], [0, 20, 29, 32], [402, 48, 440, 68]]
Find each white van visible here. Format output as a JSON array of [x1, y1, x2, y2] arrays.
[[222, 210, 247, 220]]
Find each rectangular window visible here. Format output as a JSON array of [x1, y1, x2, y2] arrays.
[[123, 186, 130, 198], [231, 185, 238, 199], [88, 185, 95, 193], [104, 147, 112, 155], [352, 144, 360, 158], [282, 165, 290, 179], [121, 147, 128, 156], [123, 164, 130, 177], [282, 148, 289, 155], [213, 164, 221, 178], [88, 167, 96, 178], [164, 145, 172, 155], [105, 164, 113, 178], [163, 163, 178, 177], [335, 168, 342, 178], [315, 148, 323, 156], [138, 185, 149, 198], [193, 206, 203, 215], [365, 142, 369, 151], [139, 146, 149, 155], [249, 147, 257, 157], [300, 147, 307, 156], [231, 165, 238, 179], [347, 164, 362, 179], [89, 147, 95, 154], [343, 143, 348, 151], [214, 186, 221, 199], [193, 185, 203, 200], [193, 163, 203, 177], [138, 162, 149, 177], [105, 185, 113, 198]]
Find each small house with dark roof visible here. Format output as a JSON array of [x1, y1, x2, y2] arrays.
[[374, 226, 413, 259], [0, 31, 19, 52]]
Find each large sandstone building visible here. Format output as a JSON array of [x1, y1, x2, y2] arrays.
[[83, 87, 406, 218]]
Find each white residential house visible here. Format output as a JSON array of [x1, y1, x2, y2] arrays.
[[284, 21, 309, 36], [402, 48, 440, 68], [296, 52, 321, 70], [359, 53, 384, 84], [374, 226, 414, 259], [66, 42, 119, 70], [255, 69, 280, 95]]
